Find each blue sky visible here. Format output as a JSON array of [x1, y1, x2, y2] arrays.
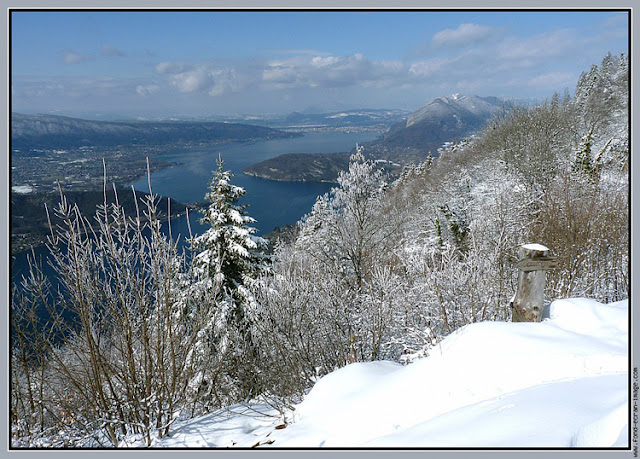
[[11, 10, 629, 119]]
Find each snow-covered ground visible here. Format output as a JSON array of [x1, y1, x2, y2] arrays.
[[131, 297, 629, 448]]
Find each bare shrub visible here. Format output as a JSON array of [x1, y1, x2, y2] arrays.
[[11, 179, 217, 447], [530, 173, 628, 302]]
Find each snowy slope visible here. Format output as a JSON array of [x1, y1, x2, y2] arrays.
[[141, 297, 629, 448]]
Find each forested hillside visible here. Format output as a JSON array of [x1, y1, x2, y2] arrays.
[[254, 51, 628, 382], [11, 188, 189, 253], [11, 53, 628, 448]]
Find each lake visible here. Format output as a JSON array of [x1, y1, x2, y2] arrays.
[[132, 130, 380, 237], [11, 130, 380, 284]]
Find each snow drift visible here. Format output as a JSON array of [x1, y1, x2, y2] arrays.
[[146, 297, 629, 448]]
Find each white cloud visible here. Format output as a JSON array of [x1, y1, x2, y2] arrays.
[[152, 46, 572, 101], [409, 57, 450, 77], [262, 60, 302, 87], [432, 23, 496, 48], [266, 48, 333, 56], [136, 84, 160, 96], [101, 45, 126, 57], [152, 53, 406, 97], [261, 53, 404, 90], [14, 75, 160, 106], [62, 50, 93, 64], [208, 68, 243, 96], [497, 29, 580, 60], [309, 55, 343, 68], [528, 72, 575, 89], [23, 19, 616, 117], [156, 61, 189, 74], [170, 66, 214, 93]]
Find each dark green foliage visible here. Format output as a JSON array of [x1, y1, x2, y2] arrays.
[[438, 204, 470, 254], [572, 128, 602, 181]]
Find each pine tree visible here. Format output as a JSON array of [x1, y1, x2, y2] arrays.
[[187, 155, 268, 403], [191, 155, 267, 297], [572, 126, 601, 182]]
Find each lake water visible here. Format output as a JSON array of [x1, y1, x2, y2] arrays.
[[11, 130, 380, 284], [132, 130, 379, 237]]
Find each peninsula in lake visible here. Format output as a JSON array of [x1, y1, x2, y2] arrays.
[[243, 152, 352, 183], [242, 95, 503, 182]]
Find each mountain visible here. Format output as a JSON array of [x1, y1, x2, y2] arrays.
[[365, 94, 503, 162], [11, 113, 300, 150], [278, 109, 410, 128], [405, 94, 502, 128], [244, 95, 503, 181]]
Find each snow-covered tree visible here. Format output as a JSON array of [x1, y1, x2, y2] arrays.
[[271, 146, 409, 366], [191, 156, 267, 295], [297, 145, 395, 291], [574, 52, 628, 135], [187, 156, 268, 402], [11, 181, 206, 447], [244, 52, 628, 409]]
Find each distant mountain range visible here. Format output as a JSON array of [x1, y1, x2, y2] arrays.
[[12, 95, 503, 184], [277, 109, 410, 128], [11, 113, 299, 150], [244, 94, 504, 181]]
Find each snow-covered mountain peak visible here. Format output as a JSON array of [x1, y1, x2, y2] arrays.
[[405, 94, 502, 128]]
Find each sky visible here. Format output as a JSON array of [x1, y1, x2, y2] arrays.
[[10, 10, 629, 119]]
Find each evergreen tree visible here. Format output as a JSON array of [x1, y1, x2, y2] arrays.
[[188, 155, 268, 402], [572, 127, 601, 182], [191, 156, 267, 296]]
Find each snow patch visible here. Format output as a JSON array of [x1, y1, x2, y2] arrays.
[[12, 185, 34, 194], [521, 243, 550, 252]]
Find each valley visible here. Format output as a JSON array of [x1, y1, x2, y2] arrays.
[[10, 96, 501, 252], [11, 113, 301, 195]]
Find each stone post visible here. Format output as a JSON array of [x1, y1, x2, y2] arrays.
[[511, 243, 557, 322]]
